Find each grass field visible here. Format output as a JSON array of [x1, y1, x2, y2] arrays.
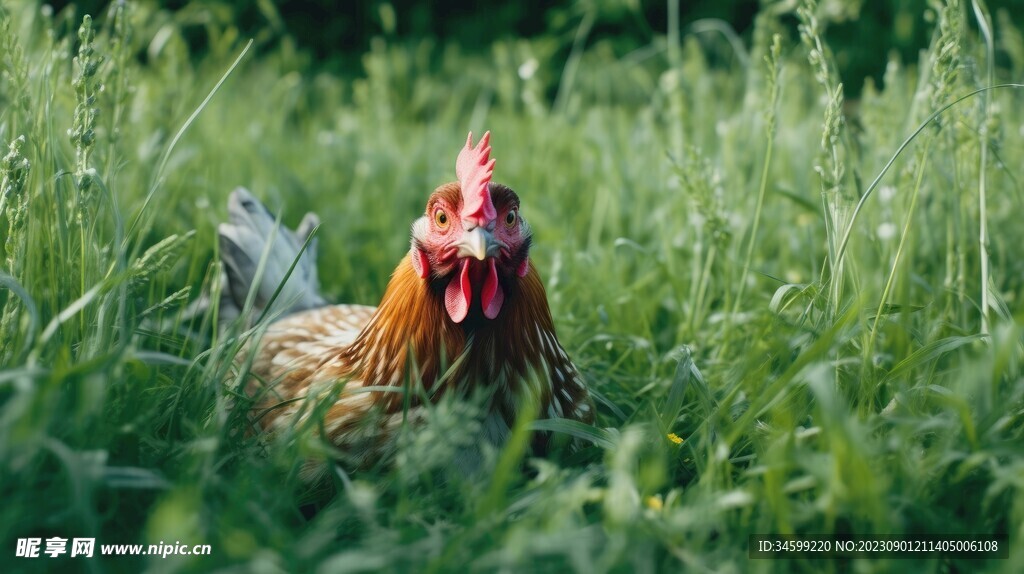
[[2, 0, 1024, 572]]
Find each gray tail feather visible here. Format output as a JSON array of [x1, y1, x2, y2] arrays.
[[217, 187, 327, 324]]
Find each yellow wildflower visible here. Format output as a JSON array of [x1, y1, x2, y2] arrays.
[[667, 433, 683, 445]]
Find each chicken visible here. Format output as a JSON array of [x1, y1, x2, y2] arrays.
[[220, 132, 593, 474]]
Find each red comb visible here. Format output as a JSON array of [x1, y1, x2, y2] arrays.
[[456, 131, 497, 227]]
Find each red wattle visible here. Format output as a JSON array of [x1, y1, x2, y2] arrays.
[[445, 259, 472, 323], [481, 258, 504, 319]]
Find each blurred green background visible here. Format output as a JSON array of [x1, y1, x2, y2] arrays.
[[44, 0, 1024, 98]]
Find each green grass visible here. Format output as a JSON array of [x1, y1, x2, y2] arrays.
[[2, 0, 1024, 572]]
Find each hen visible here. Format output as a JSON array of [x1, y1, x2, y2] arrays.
[[220, 132, 593, 474]]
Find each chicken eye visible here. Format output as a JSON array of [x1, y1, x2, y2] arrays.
[[505, 210, 517, 228], [434, 209, 449, 229]]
